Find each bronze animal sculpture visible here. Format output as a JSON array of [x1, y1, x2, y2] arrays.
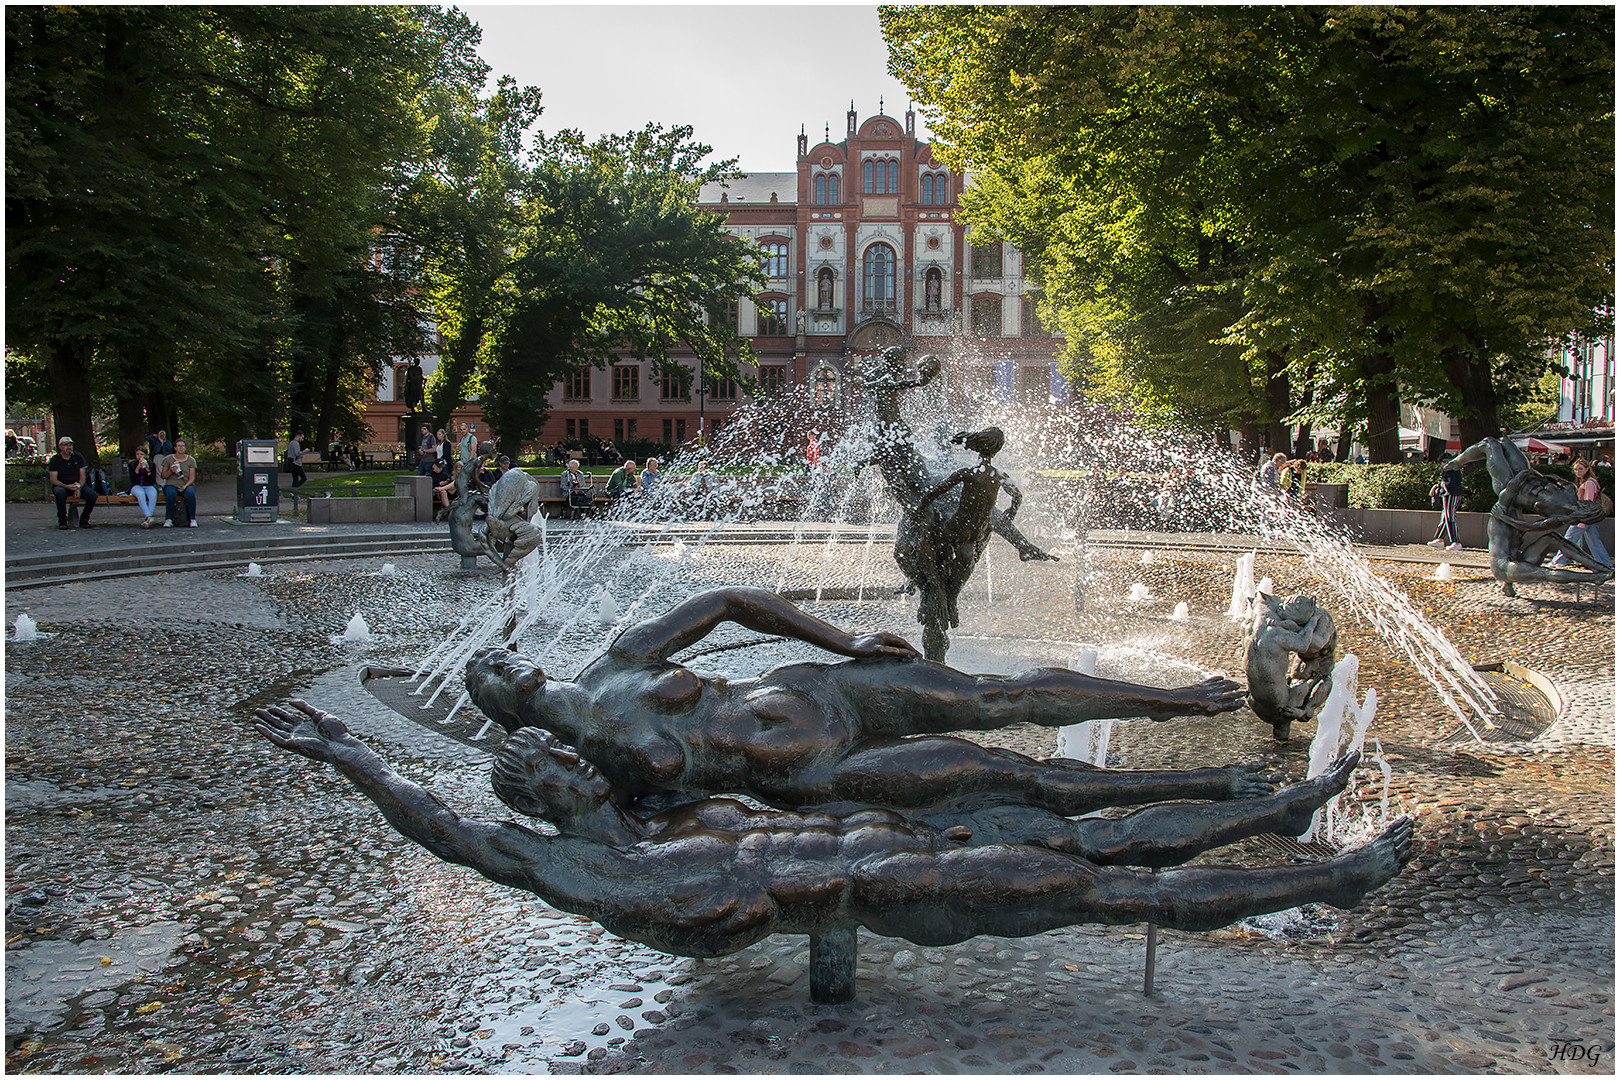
[[255, 701, 1412, 1002], [466, 586, 1256, 817], [1245, 594, 1337, 741], [1451, 437, 1613, 596]]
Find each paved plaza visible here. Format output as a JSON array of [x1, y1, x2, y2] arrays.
[[3, 500, 1614, 1074]]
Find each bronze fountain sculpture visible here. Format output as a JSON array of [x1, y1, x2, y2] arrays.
[[1452, 437, 1613, 596], [863, 347, 1056, 661], [257, 587, 1413, 1003], [1245, 594, 1338, 742]]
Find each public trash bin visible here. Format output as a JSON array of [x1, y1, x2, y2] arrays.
[[237, 439, 280, 523]]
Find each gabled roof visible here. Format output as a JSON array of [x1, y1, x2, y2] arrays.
[[697, 173, 796, 205]]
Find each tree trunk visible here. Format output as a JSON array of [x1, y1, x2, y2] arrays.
[[46, 340, 100, 465], [1264, 350, 1291, 454], [1443, 345, 1503, 449], [115, 394, 146, 459], [1335, 424, 1353, 462], [1235, 416, 1262, 461], [1359, 350, 1402, 464], [429, 313, 485, 429]]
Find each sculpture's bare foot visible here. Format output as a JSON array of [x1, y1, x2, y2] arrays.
[[1271, 720, 1292, 742], [1322, 816, 1414, 909], [1272, 751, 1360, 835], [1158, 676, 1247, 719], [1223, 761, 1280, 800]]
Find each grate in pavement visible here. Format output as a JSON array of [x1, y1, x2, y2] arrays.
[[1243, 832, 1342, 859], [1441, 669, 1559, 745], [362, 671, 498, 748]]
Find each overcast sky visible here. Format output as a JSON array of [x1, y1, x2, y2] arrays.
[[462, 3, 931, 174]]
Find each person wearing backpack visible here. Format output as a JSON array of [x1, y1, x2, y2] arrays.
[[1427, 459, 1464, 550]]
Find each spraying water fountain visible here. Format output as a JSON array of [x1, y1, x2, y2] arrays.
[[12, 613, 40, 642], [291, 340, 1562, 1006]]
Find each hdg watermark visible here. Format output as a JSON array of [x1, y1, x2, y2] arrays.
[[1548, 1040, 1605, 1065]]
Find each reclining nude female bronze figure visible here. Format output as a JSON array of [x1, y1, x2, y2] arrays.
[[465, 586, 1260, 817], [255, 702, 1411, 996]]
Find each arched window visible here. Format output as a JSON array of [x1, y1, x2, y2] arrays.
[[827, 173, 839, 203], [863, 160, 875, 194], [817, 267, 837, 310], [814, 175, 826, 204], [933, 173, 950, 203], [757, 298, 788, 336], [886, 159, 899, 194], [863, 243, 896, 314], [760, 241, 788, 279], [921, 175, 934, 205]]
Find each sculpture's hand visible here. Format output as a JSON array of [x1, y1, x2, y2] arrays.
[[253, 700, 366, 764], [848, 631, 920, 660]]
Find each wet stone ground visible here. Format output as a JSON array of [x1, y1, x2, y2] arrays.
[[4, 537, 1614, 1073]]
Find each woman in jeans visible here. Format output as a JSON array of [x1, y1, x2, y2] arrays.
[[1551, 458, 1612, 569], [129, 445, 159, 528]]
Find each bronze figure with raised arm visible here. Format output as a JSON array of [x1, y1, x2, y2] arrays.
[[254, 703, 1412, 963], [864, 346, 1057, 565], [1452, 437, 1614, 595], [466, 586, 1258, 817]]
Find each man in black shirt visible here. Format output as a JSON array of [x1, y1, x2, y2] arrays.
[[47, 435, 97, 529]]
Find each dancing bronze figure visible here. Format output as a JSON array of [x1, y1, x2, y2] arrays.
[[467, 586, 1255, 817], [864, 346, 1057, 566], [255, 702, 1412, 1001]]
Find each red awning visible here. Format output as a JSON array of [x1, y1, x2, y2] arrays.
[[1515, 437, 1572, 453]]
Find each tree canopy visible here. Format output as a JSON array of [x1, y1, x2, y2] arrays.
[[479, 123, 765, 455], [883, 5, 1614, 460]]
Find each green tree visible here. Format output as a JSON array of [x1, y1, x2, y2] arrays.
[[481, 124, 766, 456], [882, 5, 1614, 461], [6, 6, 260, 459], [402, 75, 544, 430]]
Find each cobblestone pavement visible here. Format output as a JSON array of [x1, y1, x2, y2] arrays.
[[4, 534, 1613, 1074]]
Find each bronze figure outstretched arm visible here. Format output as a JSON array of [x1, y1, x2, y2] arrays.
[[608, 586, 918, 666], [253, 701, 622, 914]]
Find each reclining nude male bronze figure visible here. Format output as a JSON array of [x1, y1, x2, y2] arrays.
[[256, 702, 1411, 1001], [464, 586, 1260, 816]]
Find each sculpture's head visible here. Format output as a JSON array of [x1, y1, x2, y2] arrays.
[[467, 647, 555, 733], [492, 728, 614, 825], [1280, 595, 1317, 625], [952, 426, 1005, 459]]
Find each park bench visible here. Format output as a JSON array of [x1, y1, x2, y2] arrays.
[[358, 442, 405, 467]]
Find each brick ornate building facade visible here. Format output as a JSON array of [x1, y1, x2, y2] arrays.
[[363, 106, 1065, 454]]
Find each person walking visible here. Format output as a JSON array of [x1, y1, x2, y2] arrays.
[[159, 437, 198, 527], [47, 435, 97, 530], [1428, 459, 1465, 549], [459, 423, 478, 465], [129, 445, 159, 528], [285, 432, 308, 489]]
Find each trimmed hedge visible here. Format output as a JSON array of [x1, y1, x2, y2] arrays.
[[1308, 460, 1612, 513]]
